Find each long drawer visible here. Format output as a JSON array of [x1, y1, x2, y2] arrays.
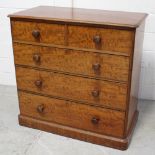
[[14, 43, 130, 82], [11, 21, 134, 55], [19, 91, 125, 137], [16, 67, 127, 110]]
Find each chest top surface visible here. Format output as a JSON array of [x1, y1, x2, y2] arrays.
[[9, 6, 147, 28]]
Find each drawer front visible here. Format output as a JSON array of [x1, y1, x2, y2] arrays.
[[19, 91, 125, 137], [14, 43, 129, 82], [16, 67, 127, 110], [11, 21, 65, 45], [68, 25, 135, 55]]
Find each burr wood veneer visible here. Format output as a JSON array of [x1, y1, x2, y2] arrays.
[[9, 6, 147, 150]]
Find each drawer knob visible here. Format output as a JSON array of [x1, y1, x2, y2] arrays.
[[93, 35, 101, 44], [35, 80, 42, 88], [32, 30, 40, 39], [92, 63, 100, 71], [37, 104, 45, 113], [91, 117, 100, 124], [33, 54, 41, 63], [91, 90, 100, 97]]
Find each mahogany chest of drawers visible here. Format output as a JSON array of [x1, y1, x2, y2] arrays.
[[9, 6, 147, 150]]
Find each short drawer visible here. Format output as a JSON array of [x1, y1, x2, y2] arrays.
[[68, 25, 135, 55], [19, 91, 125, 137], [11, 21, 65, 45], [14, 43, 130, 82], [16, 67, 127, 110]]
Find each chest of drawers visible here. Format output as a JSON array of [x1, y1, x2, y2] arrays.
[[9, 6, 147, 150]]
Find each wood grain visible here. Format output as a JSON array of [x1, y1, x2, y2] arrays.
[[13, 43, 130, 82], [19, 110, 138, 150], [19, 91, 125, 137], [16, 67, 127, 110], [11, 20, 135, 55], [125, 20, 146, 135], [11, 21, 65, 45], [68, 25, 135, 54], [9, 6, 147, 150], [9, 6, 147, 28]]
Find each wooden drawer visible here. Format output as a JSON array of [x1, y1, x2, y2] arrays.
[[11, 21, 65, 45], [14, 43, 130, 82], [16, 67, 127, 110], [11, 21, 134, 56], [68, 25, 135, 55], [19, 91, 125, 137]]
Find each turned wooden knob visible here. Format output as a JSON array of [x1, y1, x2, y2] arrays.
[[37, 104, 45, 113], [91, 90, 100, 97], [93, 35, 101, 44], [32, 30, 40, 38], [92, 63, 100, 71], [91, 117, 100, 124], [35, 80, 42, 88], [33, 54, 41, 63]]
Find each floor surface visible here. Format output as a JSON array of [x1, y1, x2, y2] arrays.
[[0, 85, 155, 155]]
